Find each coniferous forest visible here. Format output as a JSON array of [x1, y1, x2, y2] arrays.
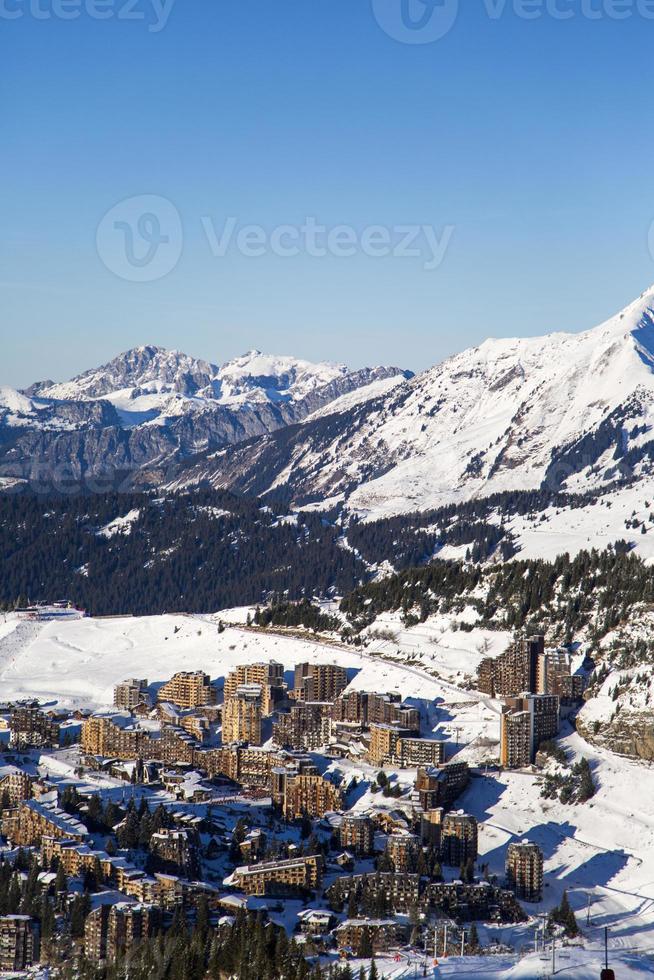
[[0, 485, 649, 634]]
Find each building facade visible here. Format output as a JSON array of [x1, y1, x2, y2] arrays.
[[224, 662, 284, 714], [478, 634, 544, 698], [0, 915, 38, 972], [340, 813, 374, 856], [222, 685, 263, 745], [157, 671, 216, 710], [506, 840, 543, 902], [440, 811, 478, 867], [113, 679, 149, 711], [293, 663, 348, 703], [500, 694, 559, 768], [231, 854, 323, 896]]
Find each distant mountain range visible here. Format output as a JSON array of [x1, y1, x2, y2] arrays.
[[6, 285, 654, 562], [0, 347, 411, 489]]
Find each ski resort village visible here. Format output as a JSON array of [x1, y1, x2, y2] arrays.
[[0, 601, 649, 979]]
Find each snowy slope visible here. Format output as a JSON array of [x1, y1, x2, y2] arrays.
[[0, 612, 489, 718], [172, 284, 654, 540]]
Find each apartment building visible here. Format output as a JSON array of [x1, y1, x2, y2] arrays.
[[499, 708, 532, 769], [222, 684, 262, 745], [478, 634, 544, 697], [41, 836, 116, 883], [397, 736, 444, 767], [415, 763, 470, 810], [224, 662, 285, 714], [230, 853, 323, 896], [440, 811, 478, 867], [331, 689, 371, 725], [113, 678, 149, 711], [537, 650, 585, 702], [368, 724, 409, 766], [506, 840, 544, 902], [0, 766, 33, 805], [419, 807, 444, 847], [331, 874, 525, 923], [340, 813, 375, 856], [2, 799, 88, 847], [332, 691, 420, 733], [179, 713, 210, 742], [0, 915, 38, 972], [293, 663, 348, 702], [328, 872, 421, 913], [160, 725, 199, 766], [335, 919, 401, 953], [422, 881, 526, 923], [9, 705, 60, 748], [150, 828, 198, 877], [368, 724, 444, 768], [157, 671, 217, 710], [282, 771, 342, 820], [198, 743, 274, 785], [272, 702, 332, 751], [386, 831, 420, 872], [269, 755, 316, 807], [84, 903, 159, 962], [500, 694, 559, 768], [81, 714, 144, 760]]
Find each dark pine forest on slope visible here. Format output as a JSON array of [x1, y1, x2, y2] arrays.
[[0, 486, 650, 629], [0, 490, 363, 615]]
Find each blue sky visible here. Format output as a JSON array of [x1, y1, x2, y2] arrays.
[[3, 0, 654, 387]]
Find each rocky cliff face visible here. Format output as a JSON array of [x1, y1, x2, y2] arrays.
[[577, 710, 654, 761]]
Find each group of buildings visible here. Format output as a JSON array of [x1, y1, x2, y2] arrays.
[[76, 659, 451, 819], [478, 634, 583, 768], [0, 700, 82, 751], [0, 636, 563, 971]]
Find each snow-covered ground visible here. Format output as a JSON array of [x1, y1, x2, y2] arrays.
[[507, 483, 654, 565], [360, 610, 510, 684], [364, 947, 654, 978], [2, 610, 654, 963]]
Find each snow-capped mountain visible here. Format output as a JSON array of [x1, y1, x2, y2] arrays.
[[9, 283, 654, 564], [0, 348, 411, 486], [168, 285, 654, 557], [26, 346, 361, 411]]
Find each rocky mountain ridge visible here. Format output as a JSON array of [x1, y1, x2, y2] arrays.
[[0, 347, 411, 488]]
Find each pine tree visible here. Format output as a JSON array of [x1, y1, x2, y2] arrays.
[[357, 927, 373, 958], [54, 863, 68, 894]]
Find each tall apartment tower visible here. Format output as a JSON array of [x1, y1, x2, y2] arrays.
[[506, 840, 544, 902], [157, 671, 217, 710], [440, 811, 478, 867], [224, 662, 285, 714], [0, 915, 38, 972], [222, 684, 263, 745], [340, 813, 375, 856], [293, 663, 348, 702], [500, 694, 559, 768], [478, 634, 544, 697], [499, 707, 532, 768], [114, 678, 149, 711]]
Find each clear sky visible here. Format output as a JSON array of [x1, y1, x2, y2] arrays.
[[3, 0, 654, 387]]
